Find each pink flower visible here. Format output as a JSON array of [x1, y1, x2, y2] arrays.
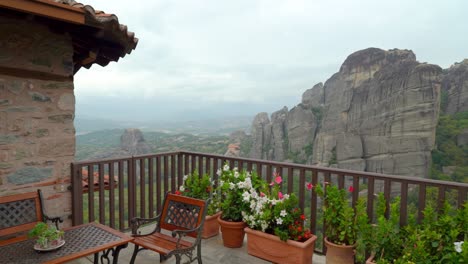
[[275, 175, 282, 185], [269, 182, 275, 186], [260, 192, 265, 197], [278, 192, 284, 199], [348, 186, 354, 192], [306, 182, 313, 191]]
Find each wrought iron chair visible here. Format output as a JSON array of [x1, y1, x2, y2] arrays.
[[130, 192, 209, 264], [0, 189, 63, 240]]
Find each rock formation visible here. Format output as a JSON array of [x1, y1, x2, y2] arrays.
[[90, 128, 152, 159], [247, 47, 468, 179], [120, 128, 151, 155]]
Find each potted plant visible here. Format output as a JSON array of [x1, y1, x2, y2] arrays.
[[243, 173, 318, 264], [364, 196, 468, 264], [386, 202, 468, 263], [28, 222, 65, 250], [364, 194, 404, 263], [314, 182, 368, 264], [176, 171, 221, 238], [217, 163, 265, 248]]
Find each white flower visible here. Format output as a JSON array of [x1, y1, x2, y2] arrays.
[[280, 210, 287, 217], [244, 177, 252, 188], [454, 241, 464, 253], [223, 164, 230, 171], [283, 194, 290, 200], [179, 185, 185, 192], [183, 175, 188, 181], [242, 191, 250, 202], [234, 171, 239, 178], [246, 172, 251, 177], [219, 180, 224, 186], [261, 221, 269, 232], [276, 217, 283, 225], [229, 182, 235, 190], [233, 167, 238, 172], [216, 169, 222, 176], [237, 181, 245, 189], [271, 199, 278, 205], [211, 180, 215, 185]]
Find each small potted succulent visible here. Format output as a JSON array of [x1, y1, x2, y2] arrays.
[[28, 222, 65, 250]]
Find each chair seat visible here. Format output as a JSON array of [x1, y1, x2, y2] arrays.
[[133, 232, 193, 255]]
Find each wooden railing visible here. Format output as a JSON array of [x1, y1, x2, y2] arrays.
[[71, 151, 468, 251]]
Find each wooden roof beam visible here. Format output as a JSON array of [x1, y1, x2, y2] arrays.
[[0, 0, 85, 25]]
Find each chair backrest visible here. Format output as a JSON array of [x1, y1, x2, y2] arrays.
[[0, 191, 44, 237], [159, 193, 207, 238]]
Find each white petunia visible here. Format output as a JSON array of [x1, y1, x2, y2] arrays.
[[283, 194, 290, 200], [242, 191, 250, 202], [229, 182, 235, 190], [280, 210, 287, 217], [454, 241, 464, 253], [276, 217, 283, 225], [179, 185, 185, 192], [234, 171, 239, 178], [237, 181, 245, 188], [223, 164, 230, 171], [216, 169, 222, 176], [183, 175, 188, 181]]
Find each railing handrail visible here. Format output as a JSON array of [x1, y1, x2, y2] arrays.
[[72, 150, 468, 189]]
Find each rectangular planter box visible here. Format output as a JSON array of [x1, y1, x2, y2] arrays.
[[245, 227, 317, 264]]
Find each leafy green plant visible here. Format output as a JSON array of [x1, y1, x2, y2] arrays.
[[367, 199, 467, 263], [366, 194, 404, 263], [28, 222, 64, 249], [314, 183, 368, 247], [177, 171, 219, 215]]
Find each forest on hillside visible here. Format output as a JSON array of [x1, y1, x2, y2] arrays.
[[75, 129, 230, 161]]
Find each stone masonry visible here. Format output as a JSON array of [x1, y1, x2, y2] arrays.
[[0, 16, 75, 224]]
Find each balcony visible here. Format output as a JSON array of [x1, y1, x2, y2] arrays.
[[70, 151, 467, 263]]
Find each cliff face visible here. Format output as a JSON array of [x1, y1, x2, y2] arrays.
[[248, 48, 463, 179]]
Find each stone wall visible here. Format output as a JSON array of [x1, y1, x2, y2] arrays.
[[0, 17, 75, 225]]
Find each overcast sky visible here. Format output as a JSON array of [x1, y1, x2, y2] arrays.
[[74, 0, 468, 123]]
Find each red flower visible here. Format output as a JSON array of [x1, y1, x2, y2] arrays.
[[260, 192, 265, 197], [306, 182, 313, 190], [175, 190, 181, 195], [274, 175, 282, 185], [348, 186, 354, 192], [300, 214, 305, 220]]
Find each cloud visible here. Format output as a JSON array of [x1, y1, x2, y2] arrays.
[[75, 0, 468, 122]]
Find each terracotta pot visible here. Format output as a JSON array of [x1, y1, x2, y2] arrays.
[[324, 237, 355, 264], [245, 227, 317, 264], [202, 211, 222, 239], [217, 216, 246, 248]]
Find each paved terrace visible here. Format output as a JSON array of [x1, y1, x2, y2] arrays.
[[70, 228, 325, 264]]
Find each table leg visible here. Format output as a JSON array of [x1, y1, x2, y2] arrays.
[[94, 253, 99, 264], [112, 243, 129, 264]]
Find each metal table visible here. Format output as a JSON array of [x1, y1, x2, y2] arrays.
[[0, 222, 133, 264]]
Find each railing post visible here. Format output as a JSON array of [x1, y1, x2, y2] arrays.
[[128, 156, 136, 227], [71, 163, 84, 226]]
